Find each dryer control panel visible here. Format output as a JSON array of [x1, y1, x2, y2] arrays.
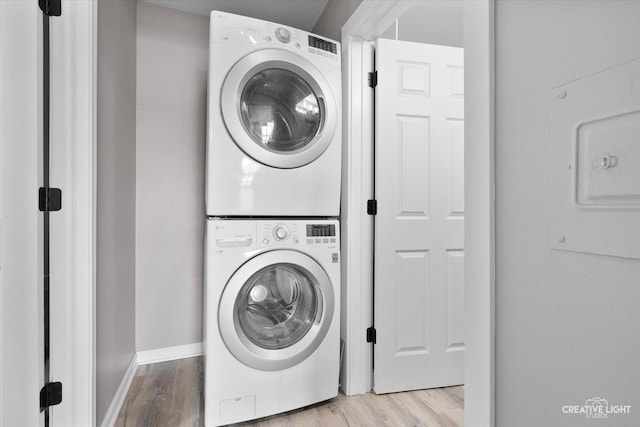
[[210, 11, 340, 65]]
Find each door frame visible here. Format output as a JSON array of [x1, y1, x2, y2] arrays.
[[49, 1, 97, 425], [0, 1, 95, 425], [0, 2, 44, 425], [340, 1, 495, 426]]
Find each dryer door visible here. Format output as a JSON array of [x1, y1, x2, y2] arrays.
[[221, 49, 337, 169], [218, 250, 334, 371]]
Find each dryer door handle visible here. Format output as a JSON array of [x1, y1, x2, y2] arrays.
[[317, 96, 326, 136]]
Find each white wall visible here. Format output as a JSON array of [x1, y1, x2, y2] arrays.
[[96, 0, 137, 423], [382, 0, 463, 47], [135, 0, 208, 351], [495, 1, 640, 426], [313, 0, 362, 41]]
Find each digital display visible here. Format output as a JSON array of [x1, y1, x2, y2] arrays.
[[308, 35, 337, 54], [306, 224, 336, 237]]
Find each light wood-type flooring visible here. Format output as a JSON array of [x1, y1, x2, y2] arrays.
[[115, 356, 464, 427]]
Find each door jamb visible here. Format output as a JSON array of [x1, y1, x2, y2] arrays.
[[341, 1, 495, 426], [49, 1, 96, 425]]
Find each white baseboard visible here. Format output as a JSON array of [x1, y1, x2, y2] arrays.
[[100, 353, 138, 427], [136, 342, 204, 365]]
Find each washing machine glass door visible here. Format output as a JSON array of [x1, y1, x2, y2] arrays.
[[221, 49, 337, 169], [218, 250, 334, 371]]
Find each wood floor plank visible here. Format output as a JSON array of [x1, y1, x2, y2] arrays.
[[115, 356, 463, 427]]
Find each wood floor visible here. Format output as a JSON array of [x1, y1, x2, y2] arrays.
[[115, 356, 464, 427]]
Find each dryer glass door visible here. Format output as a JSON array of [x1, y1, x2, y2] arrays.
[[240, 69, 322, 153], [221, 49, 338, 169]]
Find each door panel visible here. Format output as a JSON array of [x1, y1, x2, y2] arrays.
[[395, 250, 430, 355], [374, 38, 464, 394], [0, 1, 44, 425], [446, 250, 465, 350]]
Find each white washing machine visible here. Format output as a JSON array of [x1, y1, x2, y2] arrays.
[[206, 11, 342, 217], [204, 218, 340, 426]]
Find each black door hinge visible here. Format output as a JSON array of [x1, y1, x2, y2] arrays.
[[366, 327, 377, 344], [40, 382, 62, 411], [39, 0, 61, 16], [39, 187, 62, 212], [367, 199, 377, 215], [368, 71, 378, 88]]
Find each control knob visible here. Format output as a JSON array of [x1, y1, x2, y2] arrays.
[[273, 225, 289, 241], [275, 27, 291, 43]]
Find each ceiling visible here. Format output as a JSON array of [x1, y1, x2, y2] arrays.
[[142, 0, 329, 31]]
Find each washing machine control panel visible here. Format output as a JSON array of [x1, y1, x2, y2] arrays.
[[257, 221, 339, 249], [210, 220, 339, 253]]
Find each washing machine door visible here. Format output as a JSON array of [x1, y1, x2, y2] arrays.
[[220, 49, 338, 169], [218, 250, 334, 371]]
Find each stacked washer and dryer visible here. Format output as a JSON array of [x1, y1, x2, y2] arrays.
[[204, 11, 342, 427]]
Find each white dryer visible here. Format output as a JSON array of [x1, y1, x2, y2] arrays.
[[206, 11, 341, 217], [204, 218, 340, 426]]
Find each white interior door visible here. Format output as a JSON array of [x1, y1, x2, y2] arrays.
[[373, 38, 465, 394], [0, 1, 44, 426]]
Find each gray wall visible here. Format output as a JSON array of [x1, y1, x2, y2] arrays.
[[96, 0, 137, 423], [495, 1, 640, 426], [382, 0, 463, 47], [135, 0, 208, 351], [312, 0, 362, 41]]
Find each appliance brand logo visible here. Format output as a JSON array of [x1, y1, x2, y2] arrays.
[[562, 397, 631, 419]]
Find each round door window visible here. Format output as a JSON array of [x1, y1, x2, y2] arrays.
[[220, 49, 338, 169], [240, 69, 322, 153], [235, 263, 319, 350], [218, 249, 335, 371]]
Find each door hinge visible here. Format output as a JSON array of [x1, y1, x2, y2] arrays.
[[368, 71, 378, 88], [40, 382, 62, 411], [39, 187, 62, 212], [367, 199, 377, 215], [366, 327, 376, 344], [39, 0, 61, 16]]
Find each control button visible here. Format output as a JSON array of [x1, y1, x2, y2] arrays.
[[265, 35, 272, 42], [293, 238, 299, 244], [308, 48, 315, 54], [275, 27, 291, 43], [273, 225, 289, 241], [314, 238, 321, 243], [330, 238, 336, 243], [262, 238, 270, 245], [295, 43, 301, 49], [306, 239, 313, 244], [322, 238, 329, 243]]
